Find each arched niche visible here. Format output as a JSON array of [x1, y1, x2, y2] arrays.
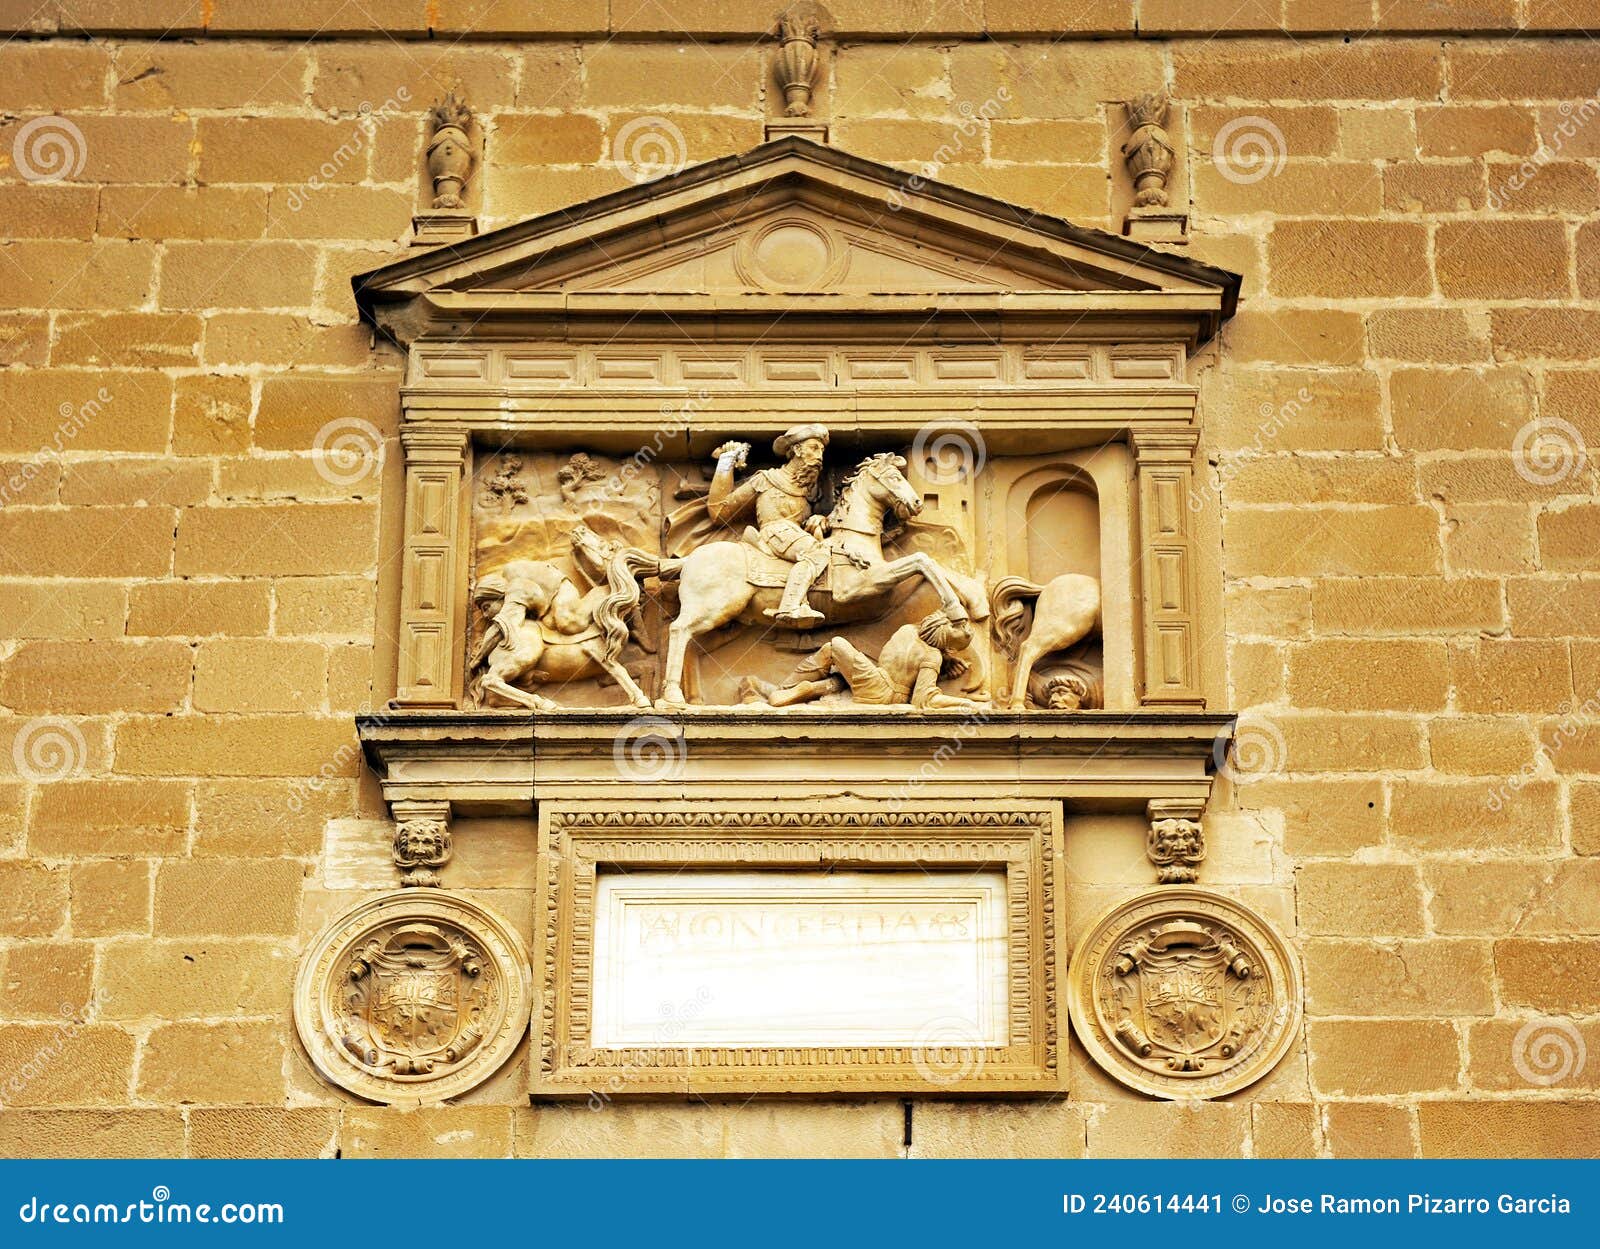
[[996, 455, 1134, 711]]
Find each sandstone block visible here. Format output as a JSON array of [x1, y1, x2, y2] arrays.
[[1251, 1102, 1318, 1158], [0, 1109, 184, 1158], [1420, 1100, 1600, 1158], [1495, 938, 1600, 1013], [0, 581, 124, 640], [0, 941, 93, 1018], [176, 503, 377, 576], [31, 779, 191, 857], [1086, 1102, 1248, 1158], [129, 580, 271, 637], [1287, 638, 1449, 711], [70, 860, 151, 937], [1437, 220, 1571, 299], [115, 714, 359, 778], [1, 639, 191, 715], [1452, 639, 1572, 713], [1391, 366, 1535, 451], [52, 313, 201, 368], [1298, 863, 1425, 937], [255, 374, 396, 450], [1323, 1103, 1415, 1158], [908, 1102, 1084, 1158], [153, 858, 304, 936], [0, 1023, 132, 1106], [193, 639, 327, 713], [137, 1020, 284, 1104], [344, 1106, 514, 1159], [96, 940, 293, 1020], [188, 1108, 338, 1159], [173, 375, 253, 455], [0, 862, 68, 938], [1312, 577, 1500, 634], [98, 187, 270, 240], [1303, 938, 1496, 1016], [1390, 778, 1561, 854], [1236, 777, 1385, 855], [1309, 1020, 1461, 1094]]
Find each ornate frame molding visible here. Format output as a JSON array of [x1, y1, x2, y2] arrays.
[[532, 803, 1062, 1098]]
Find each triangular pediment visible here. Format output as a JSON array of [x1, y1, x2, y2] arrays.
[[355, 138, 1239, 342]]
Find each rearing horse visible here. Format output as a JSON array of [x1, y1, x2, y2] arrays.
[[658, 452, 988, 707]]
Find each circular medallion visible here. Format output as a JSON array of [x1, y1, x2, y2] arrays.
[[733, 217, 848, 291], [294, 890, 531, 1105], [1067, 888, 1301, 1100]]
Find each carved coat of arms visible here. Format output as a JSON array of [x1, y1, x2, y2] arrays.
[[341, 923, 491, 1077], [294, 891, 532, 1105], [1068, 891, 1300, 1099], [1107, 920, 1256, 1070]]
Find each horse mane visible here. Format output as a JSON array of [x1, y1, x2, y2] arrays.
[[827, 452, 906, 524]]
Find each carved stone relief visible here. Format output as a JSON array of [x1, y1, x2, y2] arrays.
[[293, 891, 531, 1105], [1067, 889, 1299, 1099], [392, 799, 452, 887], [462, 428, 1120, 712]]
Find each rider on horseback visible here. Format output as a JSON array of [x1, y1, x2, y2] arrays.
[[706, 423, 836, 628]]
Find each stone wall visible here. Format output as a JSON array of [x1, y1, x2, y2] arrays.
[[2, 3, 1598, 1158]]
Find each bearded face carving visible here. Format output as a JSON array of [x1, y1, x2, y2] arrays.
[[394, 818, 452, 887]]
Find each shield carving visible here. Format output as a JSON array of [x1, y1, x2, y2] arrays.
[[353, 924, 481, 1073], [1137, 942, 1227, 1056]]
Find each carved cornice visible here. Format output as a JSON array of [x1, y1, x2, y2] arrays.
[[354, 137, 1240, 347], [356, 708, 1233, 814]]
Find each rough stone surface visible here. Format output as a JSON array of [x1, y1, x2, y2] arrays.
[[0, 19, 1595, 1160]]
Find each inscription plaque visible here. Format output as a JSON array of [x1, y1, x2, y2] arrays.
[[591, 870, 1010, 1047]]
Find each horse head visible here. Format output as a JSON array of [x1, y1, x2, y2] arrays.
[[831, 452, 921, 531]]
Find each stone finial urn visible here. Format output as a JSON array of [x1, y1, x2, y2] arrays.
[[1122, 91, 1175, 208], [426, 92, 474, 209], [776, 7, 821, 117]]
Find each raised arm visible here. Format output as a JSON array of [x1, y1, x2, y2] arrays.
[[706, 440, 755, 525]]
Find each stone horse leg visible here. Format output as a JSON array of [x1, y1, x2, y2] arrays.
[[991, 574, 1101, 709], [659, 542, 758, 708]]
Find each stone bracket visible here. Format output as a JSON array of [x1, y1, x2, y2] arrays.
[[391, 797, 452, 888], [1146, 795, 1206, 884]]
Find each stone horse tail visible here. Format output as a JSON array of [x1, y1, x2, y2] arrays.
[[990, 576, 1047, 659], [594, 545, 681, 663], [988, 573, 1102, 709]]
